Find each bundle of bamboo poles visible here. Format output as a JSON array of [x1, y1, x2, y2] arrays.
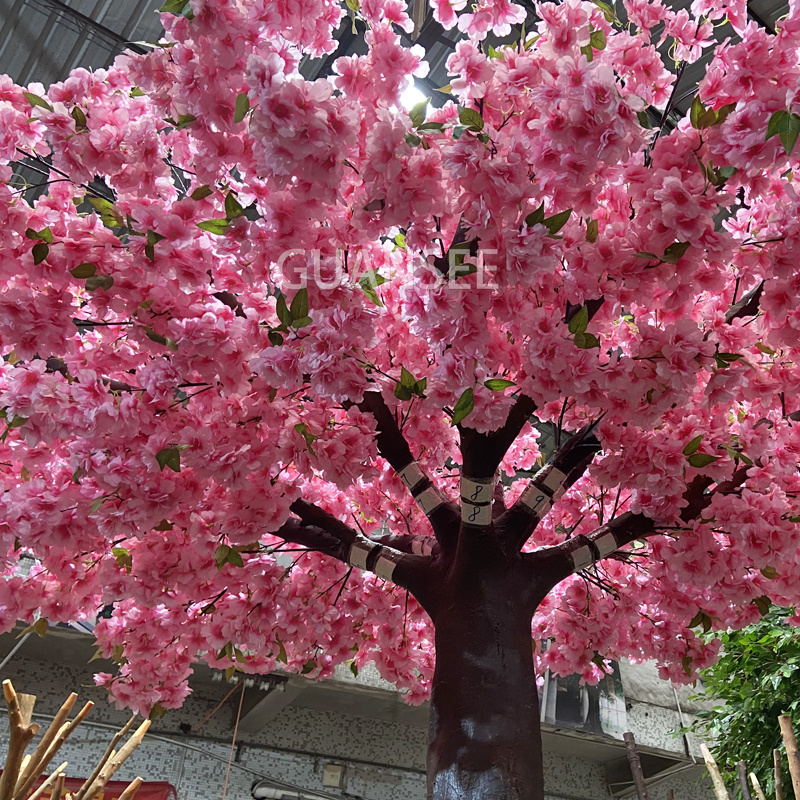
[[0, 679, 150, 800], [623, 717, 800, 800], [699, 715, 800, 800]]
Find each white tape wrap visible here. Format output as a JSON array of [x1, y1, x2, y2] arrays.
[[398, 462, 425, 491], [542, 467, 568, 494], [348, 541, 373, 571], [595, 532, 618, 559], [374, 555, 396, 581], [462, 502, 492, 526], [571, 545, 593, 571], [416, 487, 445, 516], [460, 476, 493, 505], [519, 485, 552, 517], [411, 539, 434, 556]]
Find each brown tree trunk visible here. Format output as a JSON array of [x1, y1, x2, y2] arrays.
[[424, 549, 545, 800]]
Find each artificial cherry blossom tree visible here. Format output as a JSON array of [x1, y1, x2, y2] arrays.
[[2, 0, 800, 796]]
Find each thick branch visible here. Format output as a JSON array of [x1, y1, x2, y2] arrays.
[[282, 500, 431, 591], [545, 468, 749, 577], [358, 390, 459, 545], [459, 394, 538, 479], [500, 423, 602, 552]]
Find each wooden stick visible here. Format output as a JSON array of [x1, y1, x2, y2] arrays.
[[666, 790, 675, 800], [0, 682, 40, 800], [26, 701, 93, 792], [51, 772, 65, 800], [78, 719, 151, 800], [118, 777, 144, 800], [623, 732, 650, 800], [778, 716, 800, 800], [25, 762, 67, 800], [775, 749, 784, 800], [737, 761, 753, 800], [13, 692, 78, 800], [73, 716, 138, 800], [700, 743, 730, 800], [749, 772, 768, 800]]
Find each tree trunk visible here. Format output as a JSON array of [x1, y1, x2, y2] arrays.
[[426, 561, 544, 800]]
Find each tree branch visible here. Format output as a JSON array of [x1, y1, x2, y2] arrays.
[[358, 390, 459, 545], [281, 499, 431, 591], [458, 393, 538, 479], [540, 467, 750, 577], [500, 422, 603, 552]]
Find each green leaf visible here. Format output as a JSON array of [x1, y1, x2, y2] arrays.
[[683, 435, 704, 456], [360, 269, 387, 306], [637, 110, 652, 129], [290, 287, 309, 321], [89, 496, 106, 513], [197, 219, 229, 235], [345, 0, 359, 10], [589, 29, 607, 50], [275, 294, 291, 326], [752, 595, 771, 616], [662, 241, 691, 264], [394, 383, 413, 401], [234, 92, 249, 124], [85, 275, 114, 292], [130, 87, 146, 97], [568, 305, 589, 335], [586, 218, 599, 243], [458, 106, 484, 131], [634, 251, 658, 260], [417, 122, 445, 133], [400, 367, 416, 388], [147, 230, 165, 246], [294, 422, 318, 456], [156, 447, 181, 472], [451, 387, 475, 426], [293, 315, 312, 328], [690, 96, 705, 129], [436, 84, 452, 94], [275, 637, 288, 663], [574, 331, 600, 349], [409, 97, 430, 128], [580, 44, 594, 62], [71, 106, 87, 129], [225, 192, 245, 220], [543, 208, 572, 236], [26, 227, 52, 243], [22, 91, 53, 112], [591, 0, 616, 22], [715, 103, 736, 125], [71, 262, 97, 279], [31, 242, 49, 265], [525, 202, 545, 228], [761, 566, 779, 579], [688, 452, 719, 468], [715, 352, 743, 369], [404, 132, 421, 147], [484, 378, 516, 391], [88, 196, 116, 216], [144, 327, 178, 351], [682, 655, 694, 676], [160, 0, 189, 12], [191, 185, 213, 201], [766, 110, 800, 156], [301, 659, 316, 674]]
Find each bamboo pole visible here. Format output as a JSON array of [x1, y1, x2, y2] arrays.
[[77, 719, 151, 800], [25, 762, 67, 800], [12, 692, 78, 800], [778, 716, 800, 800], [749, 772, 767, 800], [118, 777, 144, 800], [737, 761, 753, 800], [0, 682, 40, 800], [72, 715, 138, 800], [623, 732, 650, 800], [775, 748, 784, 800], [700, 743, 730, 800], [51, 772, 65, 800]]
